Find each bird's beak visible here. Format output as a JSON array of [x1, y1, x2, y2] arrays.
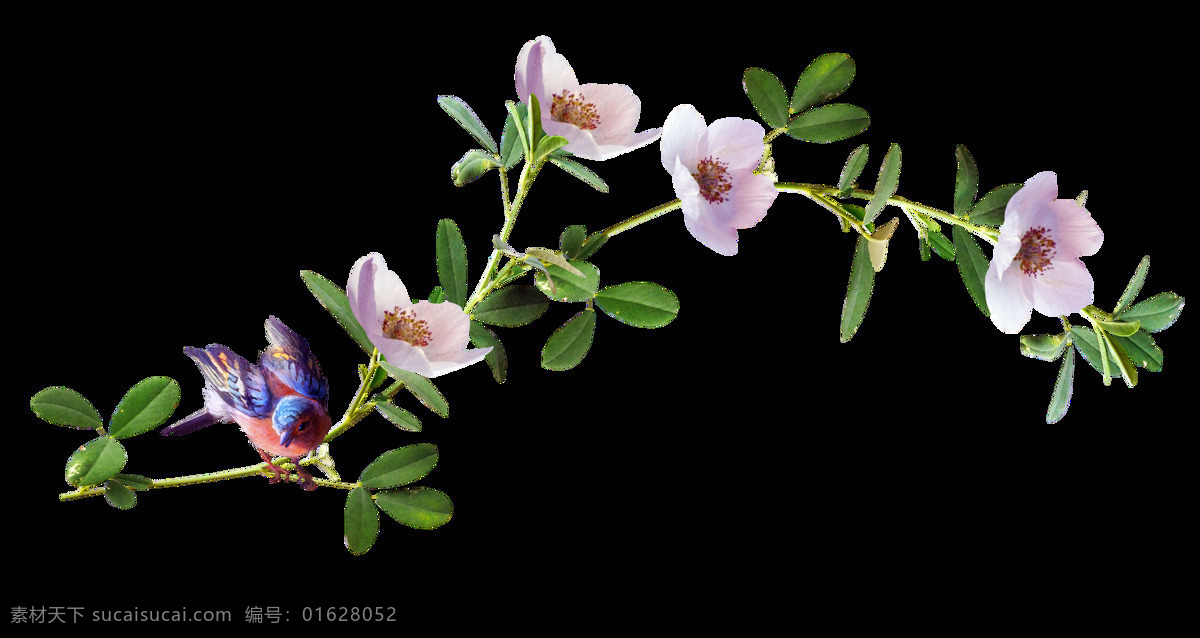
[[279, 429, 294, 448]]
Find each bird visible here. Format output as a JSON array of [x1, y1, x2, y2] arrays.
[[162, 315, 333, 490]]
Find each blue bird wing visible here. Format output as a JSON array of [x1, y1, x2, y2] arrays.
[[261, 315, 329, 405], [183, 344, 274, 418]]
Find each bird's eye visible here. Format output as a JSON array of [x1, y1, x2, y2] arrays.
[[297, 422, 307, 432]]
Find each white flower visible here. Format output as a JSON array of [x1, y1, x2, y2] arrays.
[[515, 35, 661, 161], [984, 171, 1104, 334], [347, 253, 491, 378], [659, 104, 778, 256]]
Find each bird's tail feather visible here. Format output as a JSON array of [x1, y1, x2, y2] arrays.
[[160, 407, 219, 436]]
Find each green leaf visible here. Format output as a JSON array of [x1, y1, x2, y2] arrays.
[[471, 285, 550, 327], [1069, 325, 1110, 382], [1113, 330, 1163, 372], [449, 148, 499, 186], [840, 235, 876, 343], [436, 95, 497, 153], [790, 52, 856, 113], [344, 486, 379, 556], [534, 260, 599, 303], [112, 473, 153, 490], [468, 321, 508, 383], [378, 362, 449, 417], [559, 225, 587, 259], [953, 144, 980, 217], [65, 437, 127, 487], [576, 231, 609, 260], [301, 270, 374, 356], [533, 135, 570, 162], [864, 143, 901, 225], [30, 386, 103, 430], [108, 376, 180, 439], [374, 487, 453, 530], [1098, 320, 1141, 337], [358, 443, 439, 489], [435, 218, 469, 306], [504, 100, 531, 159], [1046, 346, 1075, 425], [952, 225, 991, 317], [527, 92, 544, 151], [1115, 292, 1184, 332], [926, 230, 955, 261], [1113, 256, 1149, 316], [594, 282, 680, 328], [785, 103, 870, 143], [1101, 330, 1139, 388], [549, 157, 609, 193], [103, 479, 137, 510], [967, 183, 1021, 226], [1020, 333, 1069, 362], [837, 144, 869, 196], [375, 401, 422, 432], [499, 101, 527, 170], [541, 308, 597, 371], [743, 67, 790, 129]]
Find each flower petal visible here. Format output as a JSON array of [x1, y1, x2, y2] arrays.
[[376, 339, 434, 378], [1030, 258, 1094, 318], [348, 253, 383, 337], [578, 82, 642, 140], [424, 347, 493, 379], [985, 260, 1034, 334], [661, 104, 707, 173], [412, 300, 472, 360], [702, 117, 766, 171], [1045, 199, 1103, 258], [1005, 171, 1057, 224], [515, 36, 579, 106], [720, 172, 778, 229], [683, 207, 739, 256]]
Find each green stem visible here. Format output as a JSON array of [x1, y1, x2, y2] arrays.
[[601, 198, 682, 238], [58, 460, 360, 501], [325, 348, 382, 443], [464, 159, 544, 314]]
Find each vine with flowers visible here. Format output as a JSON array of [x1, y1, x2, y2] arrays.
[[28, 36, 1184, 556]]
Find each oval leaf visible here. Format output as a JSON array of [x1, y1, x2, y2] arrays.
[[103, 479, 137, 510], [559, 225, 588, 259], [786, 103, 870, 143], [1046, 346, 1075, 425], [468, 321, 508, 384], [301, 270, 374, 356], [1115, 292, 1184, 332], [743, 67, 790, 129], [594, 282, 679, 329], [840, 235, 876, 343], [1113, 331, 1163, 372], [377, 362, 449, 417], [437, 95, 497, 153], [967, 183, 1021, 226], [576, 231, 608, 260], [471, 285, 550, 327], [450, 149, 499, 186], [541, 308, 597, 371], [1020, 333, 1068, 362], [838, 144, 869, 196], [108, 376, 180, 439], [65, 437, 128, 487], [1098, 320, 1141, 337], [791, 52, 856, 113], [864, 143, 901, 225], [359, 443, 439, 489], [953, 144, 980, 217], [549, 157, 608, 193], [344, 486, 379, 556], [953, 225, 991, 317], [375, 402, 422, 433], [30, 386, 103, 430], [374, 487, 453, 530], [534, 260, 599, 303], [112, 473, 154, 490], [435, 218, 469, 306], [499, 101, 527, 170]]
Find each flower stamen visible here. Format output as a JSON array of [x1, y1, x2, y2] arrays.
[[1014, 226, 1056, 277], [381, 307, 432, 346], [692, 156, 733, 203], [550, 90, 601, 130]]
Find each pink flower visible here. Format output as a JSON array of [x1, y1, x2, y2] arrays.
[[659, 104, 778, 256], [984, 171, 1104, 334], [515, 35, 661, 161], [348, 253, 491, 378]]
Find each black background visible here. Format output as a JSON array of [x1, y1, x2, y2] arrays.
[[12, 8, 1193, 625]]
